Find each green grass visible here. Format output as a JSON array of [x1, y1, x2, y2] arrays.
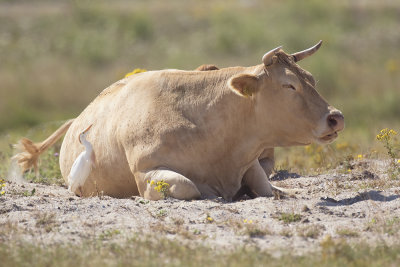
[[0, 122, 64, 181], [277, 212, 302, 224], [0, 237, 399, 267], [0, 0, 399, 138]]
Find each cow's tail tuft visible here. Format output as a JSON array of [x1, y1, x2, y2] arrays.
[[12, 119, 74, 174]]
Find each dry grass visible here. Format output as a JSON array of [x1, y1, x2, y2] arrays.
[[0, 237, 399, 267], [297, 224, 325, 239], [0, 221, 20, 242], [149, 221, 205, 240], [366, 216, 400, 236], [279, 228, 293, 238], [336, 228, 360, 238], [34, 212, 58, 233], [243, 223, 271, 238]]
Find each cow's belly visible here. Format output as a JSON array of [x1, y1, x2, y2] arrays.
[[79, 171, 139, 198]]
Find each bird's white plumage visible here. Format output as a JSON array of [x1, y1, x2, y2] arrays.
[[68, 125, 94, 195]]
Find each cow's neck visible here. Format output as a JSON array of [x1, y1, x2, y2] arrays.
[[188, 65, 268, 167]]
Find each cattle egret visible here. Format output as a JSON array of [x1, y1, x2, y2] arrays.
[[68, 124, 95, 196]]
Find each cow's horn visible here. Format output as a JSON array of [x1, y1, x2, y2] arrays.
[[291, 40, 322, 62], [262, 46, 282, 66]]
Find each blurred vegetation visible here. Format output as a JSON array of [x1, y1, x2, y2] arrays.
[[1, 236, 400, 267], [0, 0, 399, 175]]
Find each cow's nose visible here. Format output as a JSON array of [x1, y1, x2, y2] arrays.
[[327, 112, 345, 132]]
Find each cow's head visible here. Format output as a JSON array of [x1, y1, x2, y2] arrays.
[[229, 41, 344, 146]]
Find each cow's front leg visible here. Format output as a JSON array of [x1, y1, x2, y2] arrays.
[[242, 161, 294, 199], [242, 160, 274, 197], [135, 169, 201, 200], [258, 148, 275, 178]]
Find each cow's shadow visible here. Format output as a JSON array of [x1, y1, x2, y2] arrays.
[[270, 170, 301, 181], [317, 190, 400, 206]]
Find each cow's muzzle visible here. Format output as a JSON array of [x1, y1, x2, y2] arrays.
[[327, 112, 345, 133], [316, 111, 345, 144]]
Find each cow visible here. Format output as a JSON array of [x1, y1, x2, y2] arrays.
[[195, 64, 220, 71], [14, 41, 344, 201]]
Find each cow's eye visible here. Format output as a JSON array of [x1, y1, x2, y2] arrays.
[[283, 84, 296, 91]]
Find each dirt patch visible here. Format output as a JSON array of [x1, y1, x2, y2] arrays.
[[1, 159, 399, 256]]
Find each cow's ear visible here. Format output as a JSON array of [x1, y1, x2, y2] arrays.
[[229, 74, 260, 97]]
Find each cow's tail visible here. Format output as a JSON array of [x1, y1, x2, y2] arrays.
[[12, 119, 75, 174]]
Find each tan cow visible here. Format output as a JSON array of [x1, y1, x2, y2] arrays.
[[195, 64, 220, 71], [14, 41, 344, 200]]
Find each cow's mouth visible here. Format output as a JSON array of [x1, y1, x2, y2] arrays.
[[317, 131, 338, 144]]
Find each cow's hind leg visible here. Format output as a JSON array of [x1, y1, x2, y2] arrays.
[[136, 169, 201, 200], [258, 148, 275, 177]]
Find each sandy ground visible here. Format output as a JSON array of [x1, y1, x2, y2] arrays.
[[1, 159, 399, 256]]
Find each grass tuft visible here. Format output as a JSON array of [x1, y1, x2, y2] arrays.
[[0, 237, 399, 267], [277, 212, 302, 224]]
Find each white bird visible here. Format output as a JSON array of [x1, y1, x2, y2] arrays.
[[68, 124, 96, 196]]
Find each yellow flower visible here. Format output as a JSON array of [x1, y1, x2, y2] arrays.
[[304, 145, 313, 154], [357, 154, 363, 159], [397, 159, 400, 164], [0, 191, 4, 195], [377, 128, 397, 141], [207, 216, 213, 222], [385, 59, 399, 73], [150, 180, 155, 186], [336, 142, 349, 150], [125, 68, 147, 78], [347, 169, 351, 173]]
